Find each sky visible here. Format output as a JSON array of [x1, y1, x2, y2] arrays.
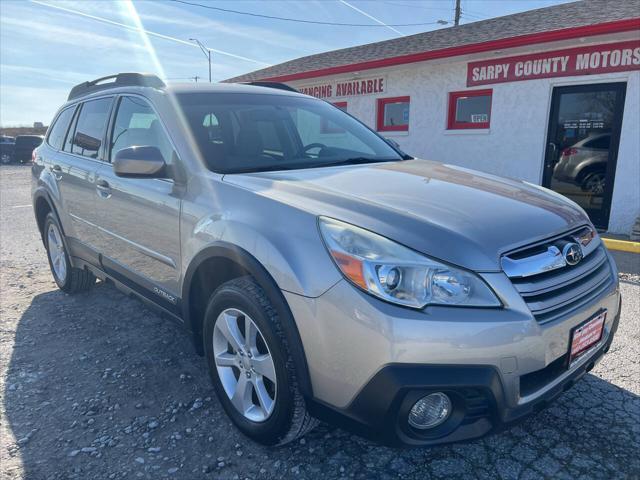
[[0, 0, 573, 126]]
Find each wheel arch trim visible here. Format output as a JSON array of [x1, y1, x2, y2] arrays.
[[182, 242, 314, 398], [32, 188, 63, 239]]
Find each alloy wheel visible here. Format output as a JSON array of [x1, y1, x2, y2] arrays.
[[47, 222, 67, 283], [213, 308, 277, 422], [585, 173, 606, 195]]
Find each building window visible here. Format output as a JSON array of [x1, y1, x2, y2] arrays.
[[321, 101, 348, 134], [448, 89, 492, 129], [333, 101, 348, 112], [377, 96, 410, 132]]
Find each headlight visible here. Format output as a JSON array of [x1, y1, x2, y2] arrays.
[[319, 217, 500, 309]]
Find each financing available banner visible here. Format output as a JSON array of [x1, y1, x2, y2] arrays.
[[298, 76, 386, 99]]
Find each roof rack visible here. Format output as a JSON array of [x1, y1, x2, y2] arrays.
[[243, 81, 298, 93], [68, 73, 166, 100]]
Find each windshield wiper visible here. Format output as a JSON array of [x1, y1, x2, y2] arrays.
[[312, 157, 401, 168], [224, 157, 404, 174]]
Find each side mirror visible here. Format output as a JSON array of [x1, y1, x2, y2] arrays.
[[113, 146, 168, 179]]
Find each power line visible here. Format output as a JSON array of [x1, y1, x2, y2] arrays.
[[169, 0, 449, 27], [30, 0, 268, 66], [381, 1, 454, 11], [339, 0, 403, 36], [462, 10, 490, 19]]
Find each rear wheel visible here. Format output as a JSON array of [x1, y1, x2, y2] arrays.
[[44, 213, 95, 293], [203, 277, 317, 445], [581, 171, 606, 194]]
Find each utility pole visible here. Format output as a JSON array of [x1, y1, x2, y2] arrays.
[[191, 76, 201, 83], [454, 0, 461, 26], [189, 38, 212, 82]]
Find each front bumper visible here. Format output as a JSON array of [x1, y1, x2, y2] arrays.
[[285, 257, 621, 445], [314, 299, 619, 446]]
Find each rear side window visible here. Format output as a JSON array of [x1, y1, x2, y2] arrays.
[[47, 107, 75, 150], [63, 107, 80, 154], [71, 97, 113, 159], [584, 135, 610, 150]]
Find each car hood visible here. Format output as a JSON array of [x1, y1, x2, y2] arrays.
[[223, 159, 589, 271]]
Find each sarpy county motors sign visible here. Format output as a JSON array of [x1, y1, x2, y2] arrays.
[[298, 77, 385, 99], [467, 40, 640, 87]]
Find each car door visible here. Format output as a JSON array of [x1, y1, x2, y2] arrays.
[[54, 97, 114, 258], [94, 95, 182, 310]]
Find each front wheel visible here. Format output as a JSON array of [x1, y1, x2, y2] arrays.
[[44, 213, 95, 293], [203, 277, 317, 445]]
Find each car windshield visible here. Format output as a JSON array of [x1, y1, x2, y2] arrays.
[[176, 92, 404, 173]]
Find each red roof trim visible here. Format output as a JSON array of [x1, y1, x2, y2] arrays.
[[260, 18, 640, 83]]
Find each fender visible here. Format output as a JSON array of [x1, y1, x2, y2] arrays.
[[32, 187, 62, 239], [182, 242, 314, 398]]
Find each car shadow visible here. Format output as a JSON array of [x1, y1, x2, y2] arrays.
[[3, 281, 639, 479]]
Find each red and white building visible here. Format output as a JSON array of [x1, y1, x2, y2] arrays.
[[228, 0, 640, 235]]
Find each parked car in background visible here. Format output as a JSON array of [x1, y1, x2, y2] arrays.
[[1, 136, 15, 164], [14, 135, 44, 163], [32, 73, 621, 447], [553, 133, 610, 194]]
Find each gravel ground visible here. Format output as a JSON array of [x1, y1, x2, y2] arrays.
[[1, 164, 639, 480]]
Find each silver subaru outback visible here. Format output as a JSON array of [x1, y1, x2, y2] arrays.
[[32, 73, 621, 446]]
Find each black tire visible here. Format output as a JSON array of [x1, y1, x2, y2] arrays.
[[44, 213, 95, 294], [580, 171, 606, 194], [203, 276, 317, 445]]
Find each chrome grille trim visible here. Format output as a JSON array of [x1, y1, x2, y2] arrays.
[[501, 226, 598, 279], [512, 247, 607, 296], [502, 227, 613, 324], [521, 261, 611, 314]]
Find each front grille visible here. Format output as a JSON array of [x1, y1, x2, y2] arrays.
[[503, 228, 614, 324]]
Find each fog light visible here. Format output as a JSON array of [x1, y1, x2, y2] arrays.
[[408, 392, 451, 429]]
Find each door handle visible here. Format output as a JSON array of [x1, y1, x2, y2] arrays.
[[546, 143, 559, 168], [96, 179, 112, 198], [50, 164, 62, 180]]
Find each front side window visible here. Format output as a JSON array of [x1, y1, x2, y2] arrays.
[[110, 96, 174, 163], [448, 90, 492, 129], [177, 93, 402, 173], [377, 96, 410, 132], [71, 97, 113, 159], [47, 106, 75, 150]]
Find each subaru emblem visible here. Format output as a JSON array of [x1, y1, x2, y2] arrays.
[[562, 242, 583, 266]]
